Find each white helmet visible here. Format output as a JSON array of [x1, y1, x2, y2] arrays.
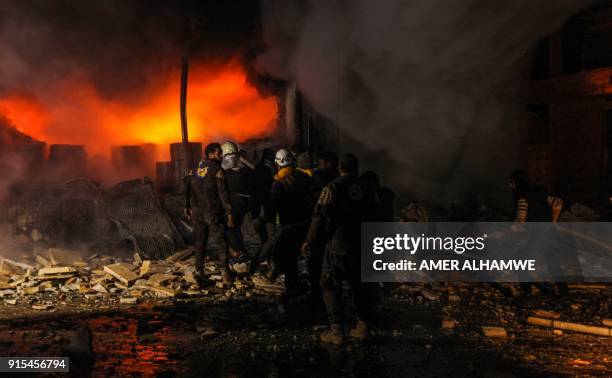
[[275, 149, 293, 168], [221, 141, 238, 156]]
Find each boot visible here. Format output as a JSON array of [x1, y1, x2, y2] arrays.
[[349, 320, 369, 340], [320, 324, 344, 345]]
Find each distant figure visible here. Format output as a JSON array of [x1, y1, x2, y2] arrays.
[[400, 201, 429, 222], [509, 170, 570, 296], [184, 142, 234, 286]]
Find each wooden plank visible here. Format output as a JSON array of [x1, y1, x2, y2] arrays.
[[103, 263, 139, 286]]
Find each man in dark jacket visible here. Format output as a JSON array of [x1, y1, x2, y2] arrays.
[[265, 148, 315, 294], [184, 142, 235, 285], [302, 154, 377, 345], [312, 151, 339, 193]]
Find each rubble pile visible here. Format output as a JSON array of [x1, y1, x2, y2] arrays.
[[0, 247, 286, 311]]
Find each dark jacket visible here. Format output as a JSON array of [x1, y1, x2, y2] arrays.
[[224, 166, 252, 215], [306, 175, 377, 247], [312, 168, 339, 193], [265, 167, 315, 226], [184, 159, 232, 223]]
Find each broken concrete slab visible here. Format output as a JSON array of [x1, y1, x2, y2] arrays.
[[0, 259, 25, 275], [147, 273, 174, 286], [139, 260, 150, 277], [35, 255, 52, 267], [38, 266, 77, 275], [47, 248, 85, 266], [103, 263, 139, 286], [165, 248, 194, 262], [119, 297, 138, 304]]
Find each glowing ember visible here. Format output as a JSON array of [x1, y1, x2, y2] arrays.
[[0, 62, 277, 159]]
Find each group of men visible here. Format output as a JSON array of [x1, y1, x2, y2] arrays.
[[184, 141, 393, 345]]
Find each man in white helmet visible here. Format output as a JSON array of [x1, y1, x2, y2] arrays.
[[221, 141, 252, 268], [263, 148, 315, 295]]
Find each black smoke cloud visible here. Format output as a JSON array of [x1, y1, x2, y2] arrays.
[[256, 0, 594, 206]]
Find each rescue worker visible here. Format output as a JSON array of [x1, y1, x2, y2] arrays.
[[184, 142, 235, 286], [264, 148, 315, 294], [312, 151, 339, 193], [302, 154, 377, 345], [221, 141, 251, 264], [250, 148, 277, 269], [297, 152, 315, 177]]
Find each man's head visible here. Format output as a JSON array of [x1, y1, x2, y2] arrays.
[[275, 149, 293, 168], [297, 152, 313, 170], [317, 151, 338, 172], [205, 143, 222, 161], [339, 153, 359, 176]]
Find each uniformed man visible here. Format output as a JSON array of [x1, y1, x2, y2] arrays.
[[184, 142, 235, 285], [264, 148, 315, 295], [221, 141, 252, 264], [302, 153, 377, 345], [312, 151, 339, 193]]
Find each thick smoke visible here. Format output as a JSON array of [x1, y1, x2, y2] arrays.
[[257, 0, 594, 206], [0, 0, 261, 101]]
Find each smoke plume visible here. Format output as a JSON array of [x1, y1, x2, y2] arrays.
[[256, 0, 594, 206]]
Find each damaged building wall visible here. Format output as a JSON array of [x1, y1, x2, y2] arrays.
[[529, 4, 612, 207]]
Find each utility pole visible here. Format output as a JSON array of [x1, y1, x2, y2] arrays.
[[180, 55, 190, 175]]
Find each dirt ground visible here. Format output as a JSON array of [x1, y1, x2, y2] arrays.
[[0, 283, 610, 377]]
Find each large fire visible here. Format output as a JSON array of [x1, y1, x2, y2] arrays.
[[0, 61, 277, 160]]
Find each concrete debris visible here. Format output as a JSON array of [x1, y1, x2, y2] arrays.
[[38, 266, 77, 275], [0, 247, 290, 310], [140, 260, 151, 276], [47, 248, 85, 266], [482, 326, 508, 338], [0, 259, 25, 275], [103, 263, 139, 286], [119, 297, 138, 304]]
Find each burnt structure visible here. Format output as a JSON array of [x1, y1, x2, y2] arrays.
[[528, 4, 612, 207]]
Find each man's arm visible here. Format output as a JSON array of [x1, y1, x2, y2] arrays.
[[214, 169, 232, 214], [547, 195, 563, 223], [303, 186, 334, 253], [183, 176, 192, 218]]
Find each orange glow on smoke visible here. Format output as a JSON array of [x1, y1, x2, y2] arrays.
[[0, 62, 277, 159]]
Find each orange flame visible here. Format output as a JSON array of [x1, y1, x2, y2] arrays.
[[0, 61, 277, 160]]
